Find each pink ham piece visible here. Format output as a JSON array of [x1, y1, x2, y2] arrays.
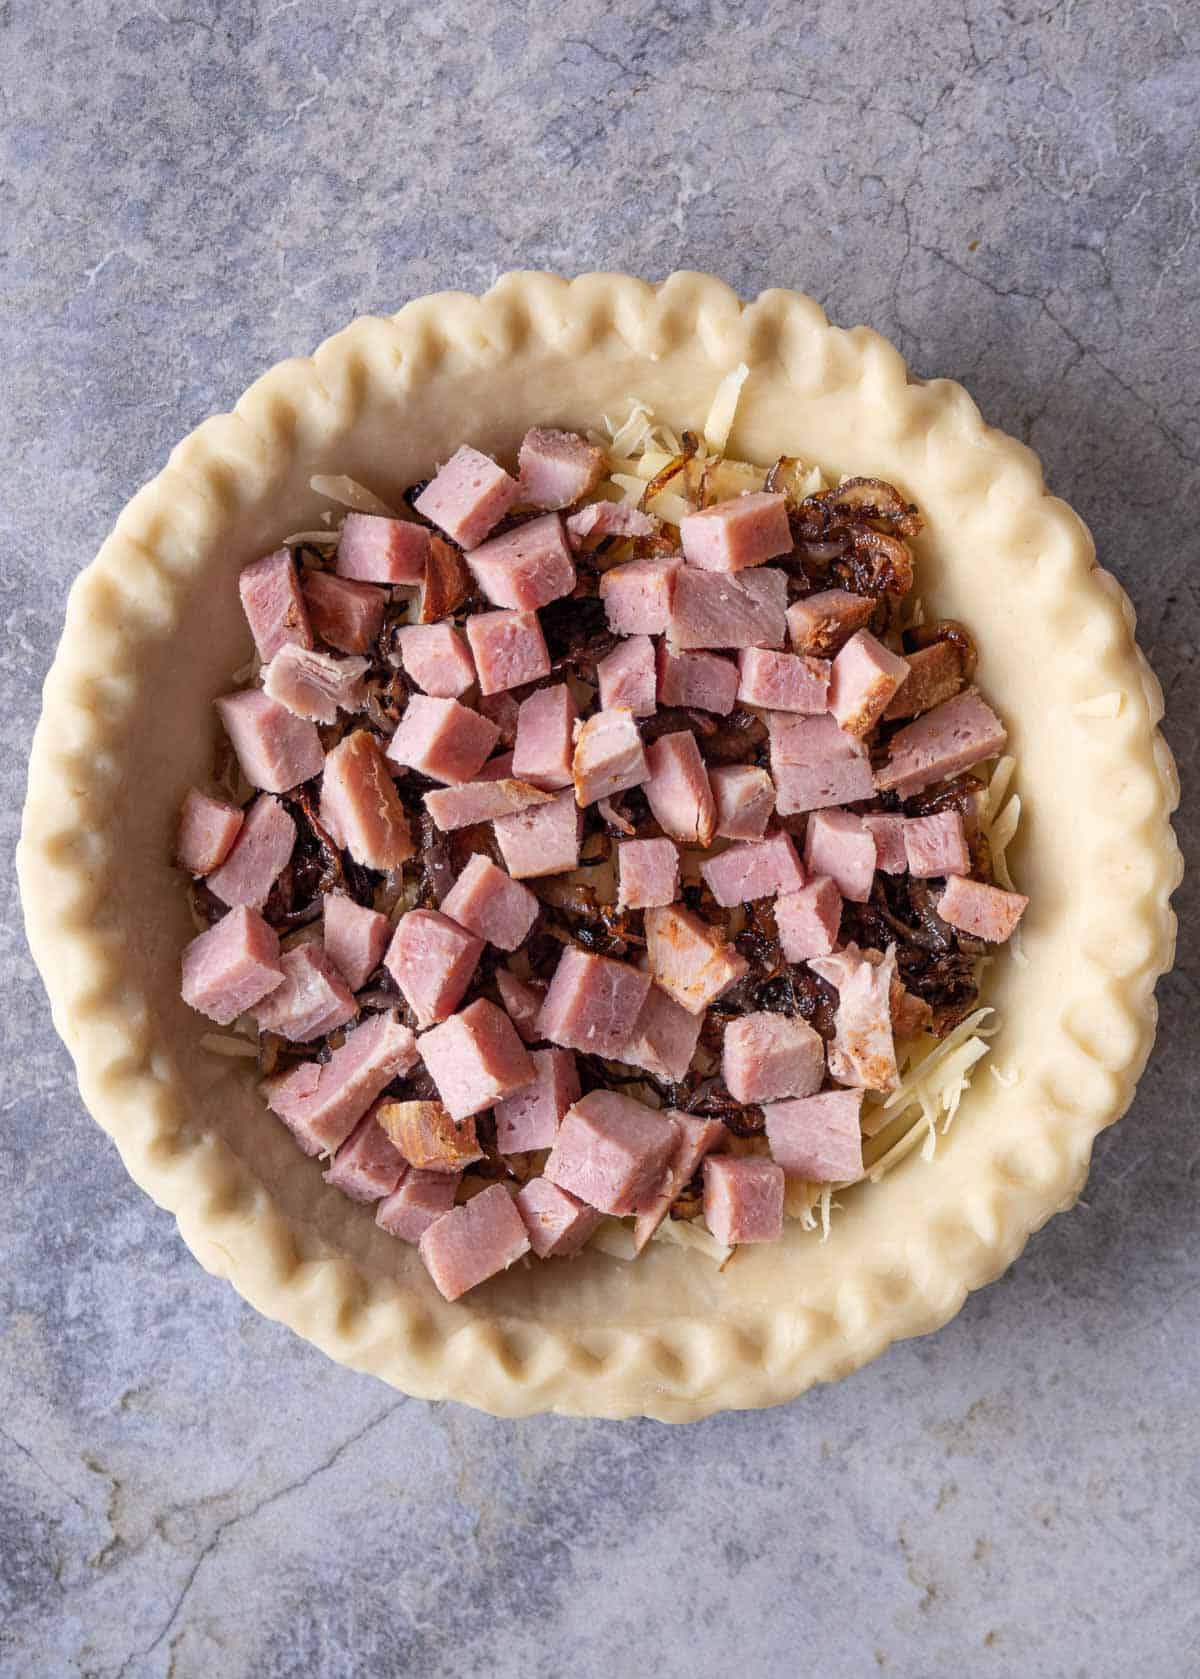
[[396, 623, 476, 698], [386, 695, 499, 784], [656, 643, 738, 714], [736, 647, 830, 714], [493, 1047, 580, 1152], [215, 689, 324, 794], [323, 893, 389, 991], [597, 635, 656, 717], [644, 904, 748, 1015], [376, 1168, 460, 1243], [536, 946, 652, 1058], [787, 589, 874, 657], [495, 969, 546, 1043], [494, 789, 582, 879], [722, 1011, 824, 1104], [566, 501, 657, 548], [599, 554, 682, 634], [180, 905, 283, 1025], [417, 998, 534, 1121], [414, 444, 520, 549], [336, 512, 429, 584], [571, 709, 648, 806], [809, 945, 898, 1091], [643, 731, 717, 846], [517, 427, 606, 509], [377, 1101, 484, 1173], [619, 983, 702, 1083], [668, 565, 787, 650], [938, 876, 1029, 942], [883, 640, 967, 720], [262, 1010, 418, 1156], [323, 1105, 408, 1202], [254, 943, 357, 1042], [710, 765, 775, 841], [478, 689, 521, 746], [875, 690, 1008, 796], [828, 629, 911, 737], [384, 908, 483, 1029], [700, 829, 805, 908], [904, 810, 970, 878], [439, 854, 539, 951], [703, 1156, 784, 1245], [418, 1182, 531, 1301], [301, 570, 386, 655], [515, 1179, 602, 1259], [321, 731, 414, 869], [862, 813, 908, 874], [768, 711, 874, 815], [512, 684, 577, 790], [764, 1089, 864, 1182], [632, 1112, 726, 1252], [544, 1090, 678, 1216], [262, 644, 368, 725], [465, 512, 576, 610], [617, 837, 679, 910], [465, 609, 551, 695], [423, 777, 550, 832], [207, 794, 295, 910], [238, 548, 313, 662], [804, 808, 876, 902], [176, 789, 244, 876], [679, 491, 792, 572], [775, 876, 843, 962]]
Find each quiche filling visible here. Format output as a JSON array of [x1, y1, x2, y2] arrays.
[[176, 385, 1027, 1301]]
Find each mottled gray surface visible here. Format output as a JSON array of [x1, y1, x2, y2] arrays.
[[2, 1, 1197, 1674]]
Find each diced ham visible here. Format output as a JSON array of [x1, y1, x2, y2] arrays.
[[768, 711, 874, 815], [786, 589, 874, 657], [321, 730, 414, 869], [465, 609, 551, 695], [515, 1178, 603, 1258], [511, 683, 577, 790], [703, 1156, 784, 1245], [904, 810, 970, 878], [301, 570, 386, 655], [376, 1167, 460, 1243], [937, 876, 1029, 942], [323, 1106, 408, 1202], [566, 501, 657, 548], [700, 830, 805, 908], [679, 491, 792, 572], [336, 512, 428, 584], [413, 444, 520, 549], [206, 794, 295, 910], [518, 427, 606, 509], [396, 623, 476, 698], [644, 904, 748, 1014], [323, 892, 390, 991], [632, 1112, 726, 1251], [478, 689, 521, 746], [656, 643, 738, 714], [439, 854, 539, 951], [572, 709, 648, 806], [808, 945, 898, 1091], [417, 998, 534, 1121], [386, 695, 499, 784], [262, 1010, 419, 1155], [215, 689, 324, 794], [862, 813, 908, 874], [384, 908, 483, 1029], [238, 548, 312, 663], [764, 1089, 864, 1182], [599, 554, 682, 634], [495, 969, 546, 1043], [493, 788, 582, 879], [180, 904, 283, 1024], [828, 629, 910, 736], [376, 1099, 484, 1172], [176, 789, 244, 876], [544, 1090, 679, 1216], [536, 946, 652, 1058], [643, 731, 716, 846], [619, 983, 702, 1083], [736, 647, 830, 714], [465, 512, 576, 610], [419, 1182, 531, 1300], [804, 808, 876, 902], [617, 837, 679, 910], [262, 644, 367, 725], [775, 875, 843, 962], [709, 765, 775, 841], [254, 943, 357, 1042], [423, 776, 551, 832], [597, 635, 656, 717], [493, 1047, 580, 1153], [883, 639, 967, 719], [668, 566, 788, 650], [875, 690, 1008, 797], [722, 1011, 824, 1104]]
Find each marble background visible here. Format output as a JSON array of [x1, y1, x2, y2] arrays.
[[2, 2, 1197, 1675]]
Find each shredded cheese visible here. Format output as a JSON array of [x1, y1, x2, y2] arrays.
[[990, 1064, 1020, 1088], [587, 1220, 637, 1261], [652, 1216, 732, 1266], [284, 529, 339, 546], [1073, 691, 1124, 719], [199, 1034, 260, 1059], [703, 362, 749, 453], [308, 474, 397, 516]]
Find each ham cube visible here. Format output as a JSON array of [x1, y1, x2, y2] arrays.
[[385, 908, 483, 1028], [710, 765, 775, 841], [566, 501, 657, 548], [517, 427, 606, 509], [768, 711, 875, 814], [323, 1106, 408, 1202], [262, 644, 368, 725], [396, 623, 476, 698], [700, 830, 805, 908], [544, 1090, 678, 1216], [493, 1047, 580, 1152], [537, 946, 652, 1058], [465, 609, 551, 695], [512, 683, 577, 790], [679, 491, 792, 572], [904, 810, 970, 878], [377, 1168, 461, 1243], [619, 983, 702, 1083], [254, 943, 357, 1042], [809, 946, 898, 1091], [176, 789, 244, 876], [207, 793, 295, 910], [643, 731, 717, 846], [495, 969, 546, 1043], [336, 512, 429, 584], [572, 709, 648, 806], [937, 876, 1029, 942], [644, 904, 748, 1014], [632, 1112, 726, 1251], [828, 629, 910, 736], [466, 512, 575, 610], [862, 813, 908, 874], [875, 690, 1008, 797], [376, 1099, 484, 1172], [439, 854, 539, 951], [668, 566, 787, 650], [787, 589, 873, 657], [804, 808, 876, 902], [515, 1178, 602, 1258], [181, 905, 283, 1024], [775, 876, 843, 961], [413, 444, 520, 549], [323, 892, 390, 991], [617, 837, 680, 910], [600, 554, 682, 634], [597, 635, 656, 717], [321, 731, 414, 869], [736, 647, 830, 714], [418, 1182, 531, 1301], [238, 548, 312, 663], [417, 998, 534, 1120], [722, 1011, 824, 1104], [703, 1156, 784, 1245], [423, 777, 551, 832], [764, 1089, 864, 1182], [215, 689, 324, 794], [301, 569, 386, 655], [883, 639, 967, 720], [262, 1010, 419, 1155], [493, 788, 582, 879], [386, 695, 499, 784], [656, 643, 738, 714]]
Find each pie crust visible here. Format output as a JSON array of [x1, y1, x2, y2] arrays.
[[18, 272, 1181, 1420]]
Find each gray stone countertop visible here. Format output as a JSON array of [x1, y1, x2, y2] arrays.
[[1, 2, 1197, 1675]]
